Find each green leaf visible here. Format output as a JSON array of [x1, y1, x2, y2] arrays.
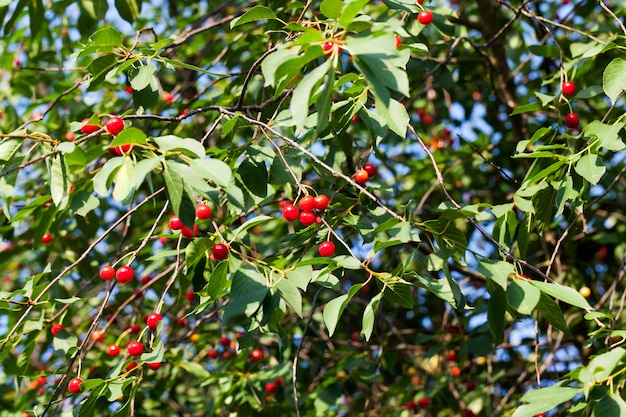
[[574, 153, 605, 185], [323, 284, 363, 336], [232, 215, 273, 239], [536, 293, 571, 335], [291, 60, 331, 133], [487, 285, 506, 344], [93, 157, 125, 196], [154, 135, 205, 159], [80, 0, 108, 20], [190, 158, 233, 188], [583, 120, 625, 152], [112, 158, 135, 203], [276, 277, 302, 317], [230, 5, 279, 28], [511, 101, 542, 115], [586, 347, 625, 382], [0, 138, 21, 162], [593, 393, 626, 417], [115, 0, 142, 23], [109, 127, 148, 146], [129, 65, 157, 91], [362, 292, 383, 341], [222, 267, 268, 326], [204, 260, 229, 300], [163, 161, 197, 230], [603, 58, 626, 105], [48, 154, 69, 208], [511, 386, 578, 417], [530, 280, 593, 310], [339, 0, 369, 28], [320, 0, 343, 18], [507, 278, 541, 315], [88, 26, 123, 47], [70, 191, 100, 217], [53, 330, 79, 358]]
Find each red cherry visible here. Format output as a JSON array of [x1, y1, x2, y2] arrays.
[[416, 0, 425, 3], [125, 361, 138, 372], [141, 275, 152, 284], [564, 112, 579, 128], [394, 34, 402, 48], [196, 203, 212, 220], [354, 169, 369, 184], [313, 195, 330, 211], [65, 131, 76, 141], [105, 116, 125, 136], [422, 114, 433, 124], [147, 362, 162, 370], [418, 10, 433, 25], [51, 323, 64, 336], [451, 366, 462, 378], [322, 42, 334, 57], [41, 233, 52, 244], [562, 81, 576, 96], [162, 92, 174, 103], [265, 382, 278, 394], [177, 317, 188, 327], [282, 204, 300, 221], [407, 399, 417, 410], [116, 266, 135, 284], [298, 195, 315, 212], [466, 381, 476, 391], [146, 313, 163, 330], [212, 243, 229, 260], [418, 397, 430, 407], [107, 144, 133, 156], [108, 344, 121, 357], [127, 341, 143, 357], [250, 349, 263, 361], [535, 414, 548, 417], [318, 241, 335, 257], [68, 377, 83, 394], [185, 289, 195, 301], [299, 211, 317, 226], [220, 336, 231, 347], [181, 224, 198, 238], [417, 109, 426, 118], [81, 118, 100, 134], [278, 199, 292, 207], [129, 324, 141, 334], [446, 351, 457, 361], [99, 265, 115, 280], [168, 216, 183, 230], [208, 349, 219, 359], [124, 86, 133, 94], [91, 329, 105, 342], [275, 377, 284, 386], [363, 163, 377, 178]]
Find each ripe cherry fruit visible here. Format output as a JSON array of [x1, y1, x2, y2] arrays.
[[562, 80, 576, 96], [105, 116, 125, 136], [220, 335, 231, 347], [394, 34, 402, 48], [299, 211, 317, 226], [250, 349, 263, 361], [363, 163, 377, 178], [418, 397, 430, 407], [196, 203, 212, 220], [313, 195, 330, 211], [208, 349, 219, 359], [322, 42, 335, 57], [146, 313, 163, 330], [108, 144, 133, 156], [265, 382, 278, 394], [116, 266, 135, 284], [68, 377, 83, 394], [147, 362, 163, 370], [99, 264, 115, 280], [108, 344, 121, 357], [81, 118, 100, 134], [41, 233, 52, 244], [318, 241, 335, 257], [168, 216, 183, 230], [354, 169, 369, 184], [417, 10, 433, 25], [51, 323, 64, 336], [212, 243, 229, 260], [127, 341, 144, 357], [282, 204, 300, 221], [91, 329, 105, 342], [298, 195, 316, 212], [564, 112, 579, 128], [181, 224, 198, 239]]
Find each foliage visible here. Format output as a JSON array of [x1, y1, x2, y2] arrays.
[[1, 0, 626, 416]]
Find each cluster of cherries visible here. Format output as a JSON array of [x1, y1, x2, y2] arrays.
[[281, 194, 337, 257], [80, 115, 133, 156], [168, 203, 229, 260], [561, 80, 580, 129]]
